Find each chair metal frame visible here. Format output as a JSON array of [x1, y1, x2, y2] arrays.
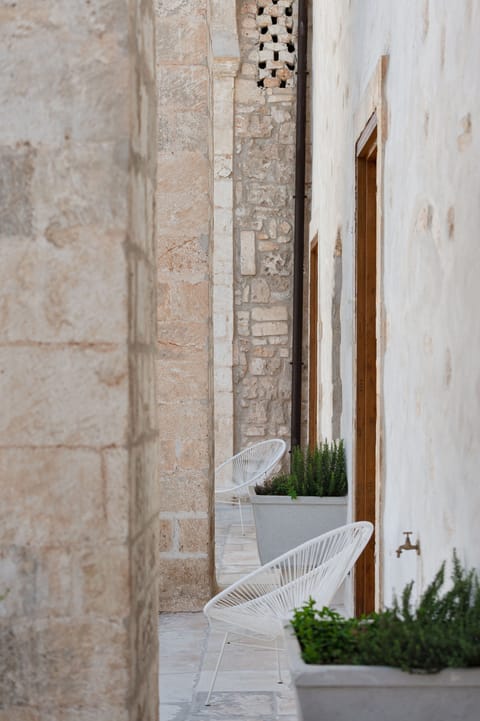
[[215, 439, 287, 534], [203, 521, 374, 705]]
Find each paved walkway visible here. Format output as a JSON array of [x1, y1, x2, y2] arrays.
[[159, 502, 299, 721]]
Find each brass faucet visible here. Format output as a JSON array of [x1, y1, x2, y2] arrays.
[[396, 531, 420, 558]]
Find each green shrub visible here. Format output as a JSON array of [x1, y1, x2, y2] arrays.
[[291, 553, 480, 672], [255, 440, 347, 498]]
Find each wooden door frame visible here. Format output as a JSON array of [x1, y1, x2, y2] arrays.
[[308, 236, 319, 449], [350, 56, 388, 615], [354, 114, 378, 616]]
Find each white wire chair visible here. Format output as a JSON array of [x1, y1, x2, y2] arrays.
[[215, 439, 287, 534], [203, 521, 374, 705]]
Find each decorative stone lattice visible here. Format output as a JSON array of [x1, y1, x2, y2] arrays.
[[257, 0, 296, 88]]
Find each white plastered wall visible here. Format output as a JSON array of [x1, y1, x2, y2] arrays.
[[310, 0, 480, 607]]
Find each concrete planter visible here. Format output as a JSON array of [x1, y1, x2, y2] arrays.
[[248, 486, 347, 564], [284, 628, 480, 721]]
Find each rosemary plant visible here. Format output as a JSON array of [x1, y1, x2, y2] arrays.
[[255, 440, 347, 499], [291, 553, 480, 672]]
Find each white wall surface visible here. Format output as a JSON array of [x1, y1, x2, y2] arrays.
[[310, 0, 480, 605]]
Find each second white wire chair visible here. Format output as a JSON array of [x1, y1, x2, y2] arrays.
[[203, 521, 374, 705], [215, 439, 287, 534]]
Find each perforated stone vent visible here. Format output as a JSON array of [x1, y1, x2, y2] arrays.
[[257, 0, 296, 88]]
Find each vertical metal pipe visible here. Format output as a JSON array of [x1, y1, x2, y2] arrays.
[[290, 0, 308, 452]]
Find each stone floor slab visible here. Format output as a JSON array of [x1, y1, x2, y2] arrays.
[[192, 691, 276, 717], [160, 703, 191, 721], [160, 673, 199, 704], [159, 501, 298, 721]]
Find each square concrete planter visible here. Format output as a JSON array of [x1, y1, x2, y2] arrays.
[[284, 628, 480, 721], [248, 486, 347, 564]]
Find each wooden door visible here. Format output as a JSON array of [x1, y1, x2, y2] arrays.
[[308, 237, 318, 449], [355, 117, 377, 616]]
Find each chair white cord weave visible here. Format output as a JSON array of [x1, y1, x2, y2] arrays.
[[203, 521, 374, 705], [215, 439, 287, 534]]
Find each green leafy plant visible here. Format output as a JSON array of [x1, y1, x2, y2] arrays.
[[255, 440, 347, 499], [291, 553, 480, 672]]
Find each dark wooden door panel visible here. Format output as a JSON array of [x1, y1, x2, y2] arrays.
[[355, 121, 377, 616], [309, 238, 318, 449]]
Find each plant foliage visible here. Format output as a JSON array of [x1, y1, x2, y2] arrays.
[[291, 553, 480, 672], [255, 440, 347, 498]]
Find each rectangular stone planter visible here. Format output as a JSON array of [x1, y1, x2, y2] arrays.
[[248, 486, 347, 564], [284, 628, 480, 721]]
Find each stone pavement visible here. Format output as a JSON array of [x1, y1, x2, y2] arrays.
[[159, 502, 299, 721]]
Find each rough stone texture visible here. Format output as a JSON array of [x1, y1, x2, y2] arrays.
[[156, 0, 215, 611], [158, 558, 212, 611], [0, 1, 159, 719], [233, 0, 299, 450], [310, 1, 480, 606], [128, 2, 160, 712], [0, 146, 34, 236]]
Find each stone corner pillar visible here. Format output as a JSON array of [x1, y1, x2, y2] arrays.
[[211, 0, 240, 467]]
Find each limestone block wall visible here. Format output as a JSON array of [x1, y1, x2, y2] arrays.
[[233, 0, 298, 450], [128, 1, 160, 717], [0, 1, 159, 719], [156, 0, 215, 611]]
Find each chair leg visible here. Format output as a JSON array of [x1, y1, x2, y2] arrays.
[[205, 632, 229, 706], [275, 638, 283, 684], [238, 497, 245, 536]]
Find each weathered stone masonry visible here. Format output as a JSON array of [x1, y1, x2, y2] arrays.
[[0, 1, 160, 719], [233, 0, 298, 450], [156, 0, 215, 611], [156, 0, 302, 609]]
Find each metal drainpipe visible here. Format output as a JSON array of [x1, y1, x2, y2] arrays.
[[290, 0, 308, 454]]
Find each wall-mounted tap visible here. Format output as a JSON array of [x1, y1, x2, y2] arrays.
[[396, 531, 420, 558]]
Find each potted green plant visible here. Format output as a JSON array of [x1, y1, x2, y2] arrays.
[[285, 554, 480, 721], [248, 440, 348, 564]]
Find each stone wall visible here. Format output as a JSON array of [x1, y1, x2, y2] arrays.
[[0, 1, 159, 719], [156, 0, 215, 611], [128, 0, 160, 717], [233, 0, 298, 451]]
